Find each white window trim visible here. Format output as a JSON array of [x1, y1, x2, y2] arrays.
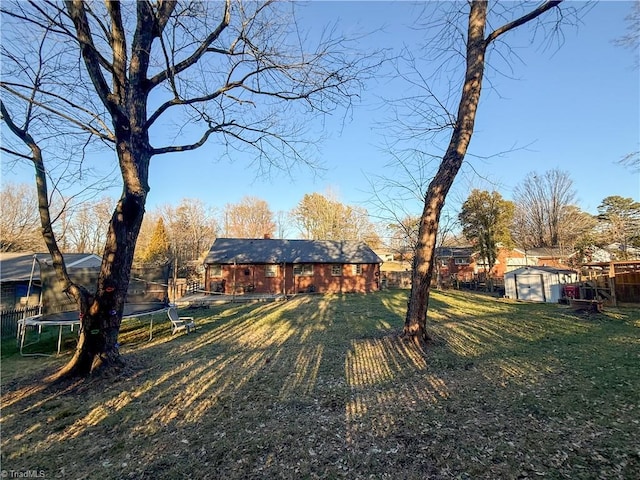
[[331, 265, 342, 276], [293, 264, 314, 276], [351, 264, 363, 275], [265, 264, 278, 277]]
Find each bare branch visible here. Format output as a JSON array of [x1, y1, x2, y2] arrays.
[[105, 0, 127, 102], [1, 83, 114, 142], [1, 99, 79, 294], [0, 146, 34, 161], [151, 121, 235, 155], [64, 0, 118, 116], [485, 1, 563, 45], [147, 0, 230, 89]]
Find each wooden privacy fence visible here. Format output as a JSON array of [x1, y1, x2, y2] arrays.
[[1, 306, 41, 339], [381, 271, 412, 289], [168, 279, 203, 301], [581, 260, 640, 305]]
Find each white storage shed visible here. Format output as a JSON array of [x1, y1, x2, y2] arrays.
[[504, 266, 579, 303]]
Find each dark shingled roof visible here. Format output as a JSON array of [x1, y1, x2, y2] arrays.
[[434, 246, 474, 258], [0, 252, 102, 282], [204, 238, 382, 265]]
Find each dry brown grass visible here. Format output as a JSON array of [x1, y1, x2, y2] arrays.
[[1, 290, 639, 479]]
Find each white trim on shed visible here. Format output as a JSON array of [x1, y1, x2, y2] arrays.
[[504, 266, 579, 303]]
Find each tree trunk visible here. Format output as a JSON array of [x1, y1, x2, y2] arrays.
[[53, 0, 153, 378], [54, 133, 150, 378], [403, 1, 488, 343], [403, 0, 563, 341], [53, 186, 147, 377]]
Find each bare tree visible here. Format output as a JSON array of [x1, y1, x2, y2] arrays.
[[0, 182, 46, 252], [1, 0, 375, 377], [274, 210, 293, 239], [615, 1, 640, 68], [512, 169, 576, 248], [161, 198, 218, 275], [224, 196, 275, 239], [613, 3, 639, 174], [617, 151, 640, 173], [385, 215, 420, 260], [556, 205, 597, 252], [367, 138, 463, 270], [64, 196, 115, 254], [292, 191, 379, 242], [394, 1, 576, 344]]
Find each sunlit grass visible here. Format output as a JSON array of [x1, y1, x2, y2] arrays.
[[1, 290, 638, 479]]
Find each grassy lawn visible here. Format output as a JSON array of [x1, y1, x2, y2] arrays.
[[1, 290, 639, 479]]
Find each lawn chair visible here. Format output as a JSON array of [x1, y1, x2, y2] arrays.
[[167, 307, 196, 335]]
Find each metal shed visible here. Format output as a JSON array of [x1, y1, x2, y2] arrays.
[[504, 266, 579, 303]]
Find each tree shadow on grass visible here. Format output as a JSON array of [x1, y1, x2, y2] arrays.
[[1, 290, 638, 479]]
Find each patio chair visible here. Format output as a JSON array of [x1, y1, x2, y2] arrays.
[[167, 307, 196, 335]]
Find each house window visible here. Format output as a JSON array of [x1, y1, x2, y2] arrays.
[[210, 264, 222, 277], [293, 264, 313, 276], [351, 264, 363, 275], [454, 257, 470, 265], [331, 265, 342, 276], [265, 264, 278, 277]]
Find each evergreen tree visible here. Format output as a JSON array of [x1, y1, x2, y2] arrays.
[[597, 196, 640, 258], [141, 218, 171, 265]]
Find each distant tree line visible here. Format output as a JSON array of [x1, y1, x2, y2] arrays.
[[379, 168, 639, 268], [0, 184, 381, 278], [4, 168, 637, 278], [457, 169, 640, 268]]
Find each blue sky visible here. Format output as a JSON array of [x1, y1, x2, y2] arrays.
[[2, 1, 639, 225]]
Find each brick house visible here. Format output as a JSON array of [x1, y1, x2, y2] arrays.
[[435, 246, 476, 282], [204, 238, 382, 295], [524, 247, 576, 269], [435, 246, 575, 283]]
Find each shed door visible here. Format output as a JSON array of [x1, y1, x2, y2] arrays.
[[515, 274, 545, 302]]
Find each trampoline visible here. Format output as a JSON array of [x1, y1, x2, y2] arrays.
[[17, 302, 169, 357]]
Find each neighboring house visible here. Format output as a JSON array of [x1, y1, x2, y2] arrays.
[[374, 249, 396, 263], [435, 246, 575, 283], [376, 248, 412, 289], [0, 252, 102, 313], [482, 248, 536, 275], [204, 238, 382, 294], [435, 246, 476, 282], [504, 266, 579, 303], [572, 245, 613, 265], [524, 247, 575, 269], [604, 243, 640, 261]]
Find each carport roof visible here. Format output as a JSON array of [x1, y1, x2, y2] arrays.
[[0, 253, 102, 282]]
